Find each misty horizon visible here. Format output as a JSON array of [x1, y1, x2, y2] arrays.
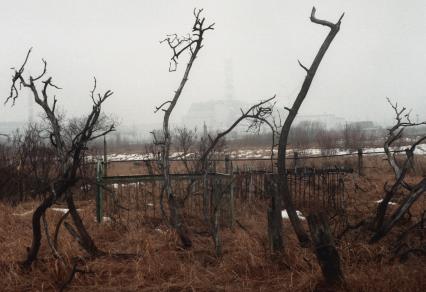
[[1, 0, 425, 133]]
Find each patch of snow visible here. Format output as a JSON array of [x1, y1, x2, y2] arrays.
[[155, 228, 165, 234], [12, 210, 33, 216], [93, 216, 112, 223], [282, 209, 305, 220], [51, 208, 82, 213], [375, 199, 397, 205]]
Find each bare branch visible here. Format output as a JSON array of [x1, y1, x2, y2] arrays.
[[5, 48, 33, 105], [298, 59, 309, 73], [310, 6, 344, 28], [161, 8, 214, 72], [90, 77, 97, 104], [154, 100, 172, 113], [32, 59, 47, 81], [199, 96, 276, 162]]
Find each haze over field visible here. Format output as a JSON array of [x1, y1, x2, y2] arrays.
[[0, 0, 425, 131]]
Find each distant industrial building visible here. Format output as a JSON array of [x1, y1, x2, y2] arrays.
[[182, 99, 251, 135]]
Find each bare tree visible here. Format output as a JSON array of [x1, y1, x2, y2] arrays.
[[271, 7, 345, 252], [198, 97, 276, 256], [342, 122, 366, 151], [173, 126, 198, 173], [154, 9, 214, 248], [5, 48, 114, 267], [370, 99, 426, 243]]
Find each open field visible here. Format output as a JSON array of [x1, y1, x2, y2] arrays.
[[0, 157, 425, 291]]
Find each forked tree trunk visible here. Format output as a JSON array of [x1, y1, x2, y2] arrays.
[[22, 193, 56, 268], [370, 179, 426, 243], [23, 179, 75, 267], [66, 194, 104, 256]]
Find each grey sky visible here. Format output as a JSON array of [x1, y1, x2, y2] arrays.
[[0, 0, 425, 128]]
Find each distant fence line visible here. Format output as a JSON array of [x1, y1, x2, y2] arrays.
[[89, 148, 409, 164]]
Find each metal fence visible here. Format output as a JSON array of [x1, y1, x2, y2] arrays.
[[95, 160, 351, 226]]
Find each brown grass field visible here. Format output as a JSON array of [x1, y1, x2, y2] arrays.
[[0, 156, 425, 291]]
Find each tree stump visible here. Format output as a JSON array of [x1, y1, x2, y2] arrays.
[[307, 212, 344, 287]]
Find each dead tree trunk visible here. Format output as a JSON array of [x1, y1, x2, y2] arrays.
[[307, 212, 344, 287], [23, 174, 77, 267], [272, 7, 344, 251], [155, 9, 214, 248], [23, 189, 59, 267], [66, 194, 103, 256]]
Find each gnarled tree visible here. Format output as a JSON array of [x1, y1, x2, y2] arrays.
[[370, 99, 426, 243], [270, 7, 344, 252], [198, 96, 276, 256], [5, 48, 114, 267]]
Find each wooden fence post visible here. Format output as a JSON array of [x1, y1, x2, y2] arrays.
[[293, 151, 299, 172], [96, 160, 104, 223], [225, 155, 235, 227], [357, 148, 363, 176], [225, 155, 231, 174], [212, 175, 222, 256], [307, 212, 344, 286], [103, 135, 108, 177]]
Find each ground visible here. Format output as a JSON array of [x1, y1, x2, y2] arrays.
[[0, 157, 425, 291]]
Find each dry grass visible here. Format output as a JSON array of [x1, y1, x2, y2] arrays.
[[0, 163, 425, 291]]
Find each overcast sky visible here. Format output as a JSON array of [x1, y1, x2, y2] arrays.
[[0, 0, 425, 129]]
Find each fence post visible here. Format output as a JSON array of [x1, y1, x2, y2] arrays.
[[212, 176, 222, 256], [225, 155, 235, 227], [357, 148, 363, 176], [293, 151, 299, 172], [103, 135, 108, 177], [96, 160, 104, 223], [225, 155, 230, 174]]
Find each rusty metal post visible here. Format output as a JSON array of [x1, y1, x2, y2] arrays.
[[357, 148, 363, 176], [225, 155, 234, 227], [96, 160, 104, 223], [103, 135, 108, 177], [293, 151, 299, 172]]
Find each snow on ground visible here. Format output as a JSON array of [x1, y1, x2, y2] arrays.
[[93, 216, 112, 223], [51, 208, 82, 213], [281, 209, 306, 220], [86, 143, 426, 162], [13, 207, 81, 216], [375, 199, 397, 206], [12, 210, 33, 216], [51, 208, 71, 214]]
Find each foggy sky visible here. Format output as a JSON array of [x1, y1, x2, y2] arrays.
[[0, 0, 425, 129]]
